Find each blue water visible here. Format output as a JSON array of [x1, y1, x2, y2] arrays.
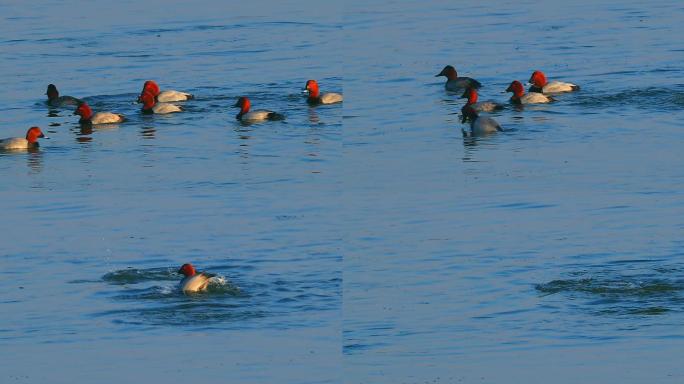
[[2, 0, 684, 383], [1, 1, 341, 383], [342, 1, 684, 383]]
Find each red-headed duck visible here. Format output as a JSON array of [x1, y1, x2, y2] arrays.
[[178, 263, 214, 293], [436, 65, 482, 92], [304, 80, 343, 105], [1, 127, 47, 150], [506, 80, 554, 104], [460, 87, 504, 112], [461, 105, 502, 136], [528, 70, 579, 94], [138, 80, 192, 103], [140, 91, 182, 114], [74, 102, 125, 124], [46, 84, 82, 107], [233, 96, 284, 122]]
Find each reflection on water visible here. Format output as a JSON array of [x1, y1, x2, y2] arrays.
[[140, 126, 156, 139], [308, 107, 321, 125], [27, 150, 43, 173]]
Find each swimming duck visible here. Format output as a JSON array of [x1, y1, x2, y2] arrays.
[[234, 96, 284, 122], [46, 84, 82, 107], [138, 80, 193, 103], [435, 65, 482, 92], [461, 105, 502, 136], [506, 81, 555, 104], [140, 91, 182, 114], [178, 263, 214, 293], [74, 102, 125, 124], [528, 70, 579, 94], [0, 127, 47, 150], [460, 87, 504, 112], [304, 80, 343, 105]]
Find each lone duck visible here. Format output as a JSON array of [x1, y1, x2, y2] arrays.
[[178, 263, 214, 293]]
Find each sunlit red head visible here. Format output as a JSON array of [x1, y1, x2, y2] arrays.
[[529, 70, 548, 88], [178, 263, 197, 277], [140, 90, 156, 109], [25, 127, 46, 143], [46, 84, 59, 100], [436, 65, 458, 80], [142, 80, 161, 97], [305, 80, 320, 98], [74, 102, 93, 120], [506, 80, 525, 97], [233, 96, 251, 114], [460, 87, 478, 104]]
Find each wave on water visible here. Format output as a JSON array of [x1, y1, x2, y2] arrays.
[[102, 267, 179, 285], [102, 267, 241, 294], [569, 86, 684, 110], [536, 262, 684, 316]]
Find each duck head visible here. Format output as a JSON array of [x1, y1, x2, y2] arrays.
[[46, 84, 59, 100], [435, 65, 457, 80], [506, 80, 525, 97], [528, 70, 548, 88], [178, 263, 197, 277], [74, 102, 93, 121], [304, 80, 320, 98], [460, 87, 478, 104], [26, 126, 47, 143]]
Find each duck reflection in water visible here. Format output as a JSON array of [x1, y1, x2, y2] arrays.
[[140, 126, 156, 139], [27, 149, 44, 173], [307, 108, 321, 125]]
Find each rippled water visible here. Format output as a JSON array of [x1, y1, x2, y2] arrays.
[[2, 0, 684, 383], [342, 0, 684, 383]]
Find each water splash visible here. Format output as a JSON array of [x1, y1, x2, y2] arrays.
[[536, 263, 684, 316], [102, 267, 178, 285]]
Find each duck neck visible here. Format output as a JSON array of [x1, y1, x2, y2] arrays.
[[47, 89, 59, 100], [467, 91, 477, 104]]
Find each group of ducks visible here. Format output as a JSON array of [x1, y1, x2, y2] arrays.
[[4, 69, 574, 294], [435, 65, 580, 136], [0, 79, 343, 150]]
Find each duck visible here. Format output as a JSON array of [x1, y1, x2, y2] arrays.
[[138, 80, 193, 103], [460, 87, 504, 112], [461, 105, 502, 136], [177, 263, 214, 293], [234, 96, 285, 122], [46, 84, 82, 107], [139, 91, 183, 114], [74, 102, 125, 124], [435, 65, 482, 92], [528, 70, 579, 94], [506, 81, 555, 104], [1, 127, 47, 150], [304, 80, 343, 105]]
